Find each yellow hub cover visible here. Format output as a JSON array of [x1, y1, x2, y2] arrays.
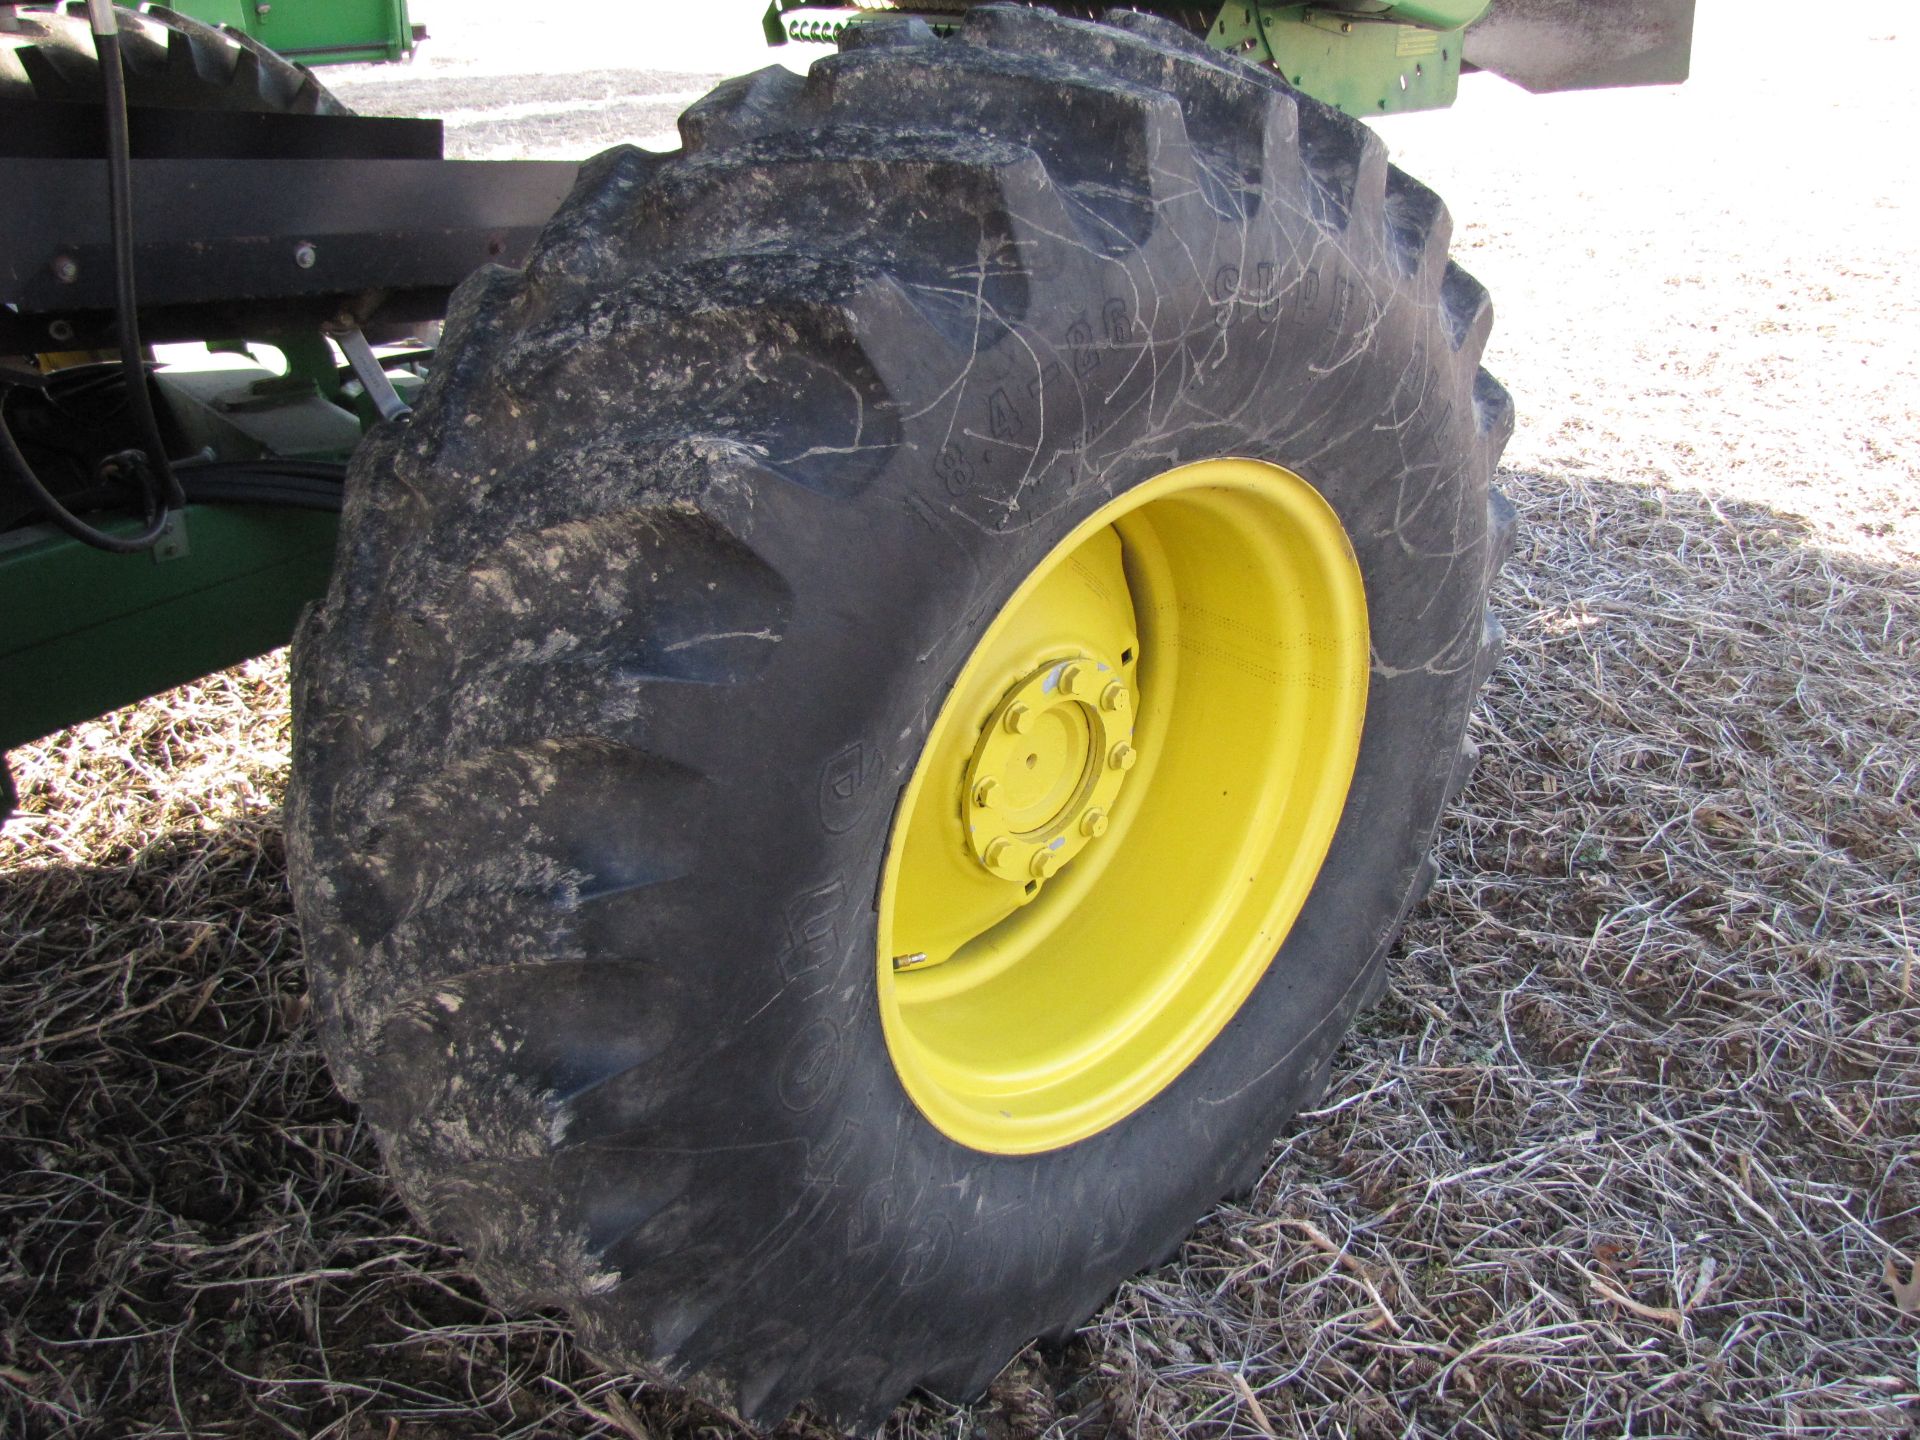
[[876, 458, 1370, 1153], [963, 652, 1135, 889]]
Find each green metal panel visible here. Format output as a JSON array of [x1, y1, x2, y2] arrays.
[[0, 505, 338, 750], [1208, 5, 1471, 116], [155, 355, 364, 464], [170, 0, 251, 29], [166, 0, 416, 65]]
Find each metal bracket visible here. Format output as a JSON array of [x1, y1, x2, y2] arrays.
[[329, 325, 412, 424], [151, 509, 189, 563]]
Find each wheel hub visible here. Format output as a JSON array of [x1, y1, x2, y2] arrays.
[[964, 654, 1134, 890], [876, 458, 1370, 1154]]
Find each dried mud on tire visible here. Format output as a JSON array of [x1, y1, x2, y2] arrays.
[[288, 9, 1508, 1427]]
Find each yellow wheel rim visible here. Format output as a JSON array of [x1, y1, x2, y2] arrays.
[[875, 458, 1371, 1154]]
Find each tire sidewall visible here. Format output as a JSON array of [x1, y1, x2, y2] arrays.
[[655, 195, 1491, 1355]]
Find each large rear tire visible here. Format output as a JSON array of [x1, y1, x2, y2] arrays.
[[287, 9, 1513, 1426]]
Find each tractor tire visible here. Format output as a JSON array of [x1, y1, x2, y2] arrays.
[[0, 2, 345, 114], [286, 8, 1513, 1428]]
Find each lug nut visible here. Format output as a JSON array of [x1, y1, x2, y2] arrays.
[[1100, 681, 1129, 712], [1108, 743, 1137, 772], [1030, 849, 1061, 880], [1080, 809, 1109, 838], [982, 838, 1012, 869], [972, 777, 1001, 808], [293, 241, 317, 270], [1003, 704, 1033, 735], [1058, 663, 1086, 697], [50, 254, 79, 284]]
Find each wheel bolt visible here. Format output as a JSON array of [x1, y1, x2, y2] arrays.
[[982, 838, 1012, 869], [972, 777, 1001, 808], [1004, 704, 1033, 735], [1108, 743, 1137, 772], [1030, 849, 1061, 880], [1058, 663, 1086, 697], [1100, 681, 1129, 712], [1080, 809, 1109, 838]]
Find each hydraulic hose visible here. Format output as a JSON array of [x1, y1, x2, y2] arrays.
[[0, 0, 184, 554], [174, 459, 347, 512], [95, 0, 183, 513]]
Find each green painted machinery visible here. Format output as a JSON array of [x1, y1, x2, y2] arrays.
[[766, 0, 1693, 116], [1206, 2, 1489, 116], [164, 0, 419, 65], [766, 1, 1495, 115]]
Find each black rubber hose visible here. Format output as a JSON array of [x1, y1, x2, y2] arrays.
[[0, 406, 171, 552], [97, 15, 182, 511], [178, 458, 349, 481], [0, 6, 182, 554], [174, 460, 347, 512]]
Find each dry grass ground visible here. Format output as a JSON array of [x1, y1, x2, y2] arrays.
[[4, 3, 1918, 1436]]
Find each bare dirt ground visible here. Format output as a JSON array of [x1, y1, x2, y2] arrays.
[[4, 3, 1918, 1437]]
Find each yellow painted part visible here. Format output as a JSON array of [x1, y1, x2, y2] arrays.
[[34, 351, 120, 370], [958, 628, 1135, 886], [875, 458, 1371, 1154]]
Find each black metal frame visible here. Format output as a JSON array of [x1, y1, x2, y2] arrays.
[[1, 100, 576, 350]]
